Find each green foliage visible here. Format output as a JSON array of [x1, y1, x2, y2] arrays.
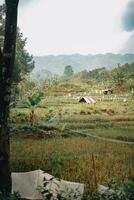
[[63, 65, 74, 77], [66, 62, 134, 92], [13, 29, 35, 83], [121, 180, 134, 199], [83, 180, 134, 200], [0, 192, 21, 200], [0, 4, 34, 83], [44, 107, 54, 122], [88, 67, 110, 82], [27, 92, 44, 107], [121, 63, 134, 75], [112, 64, 125, 86]]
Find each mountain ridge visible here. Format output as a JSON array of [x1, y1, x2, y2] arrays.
[[32, 53, 134, 79]]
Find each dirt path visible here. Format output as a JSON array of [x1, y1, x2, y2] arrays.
[[72, 130, 134, 145]]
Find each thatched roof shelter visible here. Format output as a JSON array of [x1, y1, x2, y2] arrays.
[[79, 97, 96, 104]]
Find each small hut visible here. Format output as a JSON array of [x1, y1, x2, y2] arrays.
[[102, 89, 113, 95], [79, 96, 96, 104]]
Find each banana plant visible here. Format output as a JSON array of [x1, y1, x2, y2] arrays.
[[27, 92, 44, 127]]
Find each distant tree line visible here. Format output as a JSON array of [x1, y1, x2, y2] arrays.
[[63, 63, 134, 91]]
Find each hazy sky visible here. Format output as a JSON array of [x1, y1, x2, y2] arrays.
[[0, 0, 133, 56]]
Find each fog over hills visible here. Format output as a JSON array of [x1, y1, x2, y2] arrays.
[[31, 53, 134, 79]]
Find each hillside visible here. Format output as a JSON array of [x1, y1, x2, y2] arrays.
[[32, 53, 134, 79]]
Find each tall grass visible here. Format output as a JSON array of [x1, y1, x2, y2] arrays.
[[11, 138, 134, 194]]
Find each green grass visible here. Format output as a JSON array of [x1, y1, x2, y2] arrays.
[[10, 91, 134, 196], [94, 127, 134, 142], [10, 95, 134, 141]]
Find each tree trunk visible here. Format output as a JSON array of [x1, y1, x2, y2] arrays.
[[30, 109, 35, 128], [0, 0, 19, 195]]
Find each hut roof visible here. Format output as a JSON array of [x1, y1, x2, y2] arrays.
[[102, 88, 113, 95], [79, 96, 96, 104]]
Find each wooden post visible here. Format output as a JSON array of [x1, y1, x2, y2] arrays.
[[91, 153, 97, 189]]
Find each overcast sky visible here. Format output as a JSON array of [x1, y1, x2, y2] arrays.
[[0, 0, 133, 56]]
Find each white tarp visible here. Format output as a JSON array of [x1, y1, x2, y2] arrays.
[[98, 184, 114, 194], [12, 169, 84, 200]]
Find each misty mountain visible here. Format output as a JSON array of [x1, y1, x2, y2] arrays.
[[32, 53, 134, 79]]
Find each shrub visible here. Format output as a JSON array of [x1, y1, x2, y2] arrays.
[[83, 180, 134, 200], [0, 192, 21, 200]]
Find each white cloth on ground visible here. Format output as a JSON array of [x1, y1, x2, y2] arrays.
[[12, 169, 84, 200]]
